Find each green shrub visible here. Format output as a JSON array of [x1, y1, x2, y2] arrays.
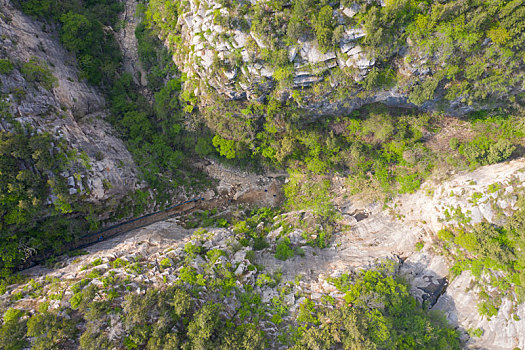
[[467, 327, 484, 338], [184, 242, 202, 257], [437, 229, 454, 242], [253, 237, 270, 250], [111, 258, 129, 268], [408, 75, 442, 105], [0, 308, 27, 350], [478, 301, 498, 319], [459, 136, 515, 166], [397, 173, 420, 194], [26, 311, 77, 350], [487, 139, 515, 164], [0, 59, 14, 74], [195, 137, 214, 157], [21, 57, 57, 90], [212, 135, 238, 159], [449, 137, 459, 150], [362, 68, 396, 90], [187, 303, 221, 349], [313, 6, 334, 53], [17, 0, 54, 18], [69, 292, 83, 310], [245, 250, 256, 262], [275, 238, 294, 261], [160, 258, 172, 269]]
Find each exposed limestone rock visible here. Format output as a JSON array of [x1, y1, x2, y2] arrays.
[[13, 158, 525, 349], [0, 0, 141, 204], [341, 3, 361, 18], [199, 159, 285, 208], [433, 270, 525, 350], [167, 0, 380, 111], [115, 0, 148, 88], [298, 39, 337, 64], [393, 158, 525, 349], [394, 158, 525, 231]]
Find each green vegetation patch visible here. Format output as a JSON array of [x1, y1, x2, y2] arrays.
[[437, 194, 525, 319], [293, 263, 460, 349], [20, 57, 57, 90], [0, 251, 460, 350], [0, 109, 96, 279], [15, 0, 123, 85], [0, 59, 14, 75]]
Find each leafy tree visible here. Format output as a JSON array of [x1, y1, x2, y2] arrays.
[[187, 303, 222, 349], [212, 135, 237, 159], [16, 0, 54, 18], [0, 308, 27, 350], [26, 310, 77, 350], [220, 324, 266, 349], [60, 12, 98, 53], [459, 136, 515, 166], [313, 5, 334, 53]]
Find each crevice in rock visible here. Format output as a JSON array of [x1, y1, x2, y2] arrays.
[[349, 209, 370, 222], [419, 276, 448, 309]]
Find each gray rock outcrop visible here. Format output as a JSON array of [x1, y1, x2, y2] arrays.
[[0, 0, 141, 204]]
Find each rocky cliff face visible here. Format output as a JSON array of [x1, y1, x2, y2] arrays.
[[2, 0, 524, 347], [170, 0, 410, 113], [257, 158, 525, 349], [13, 158, 525, 349], [154, 0, 524, 117], [175, 1, 372, 96], [0, 0, 140, 203], [395, 159, 525, 350], [145, 0, 525, 119]]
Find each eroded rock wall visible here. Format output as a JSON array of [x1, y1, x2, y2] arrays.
[[0, 0, 141, 203], [161, 0, 495, 117]]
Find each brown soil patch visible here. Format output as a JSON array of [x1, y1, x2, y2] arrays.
[[425, 116, 476, 154]]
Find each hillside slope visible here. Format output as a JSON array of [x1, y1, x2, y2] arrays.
[[0, 0, 140, 203], [4, 157, 523, 349]]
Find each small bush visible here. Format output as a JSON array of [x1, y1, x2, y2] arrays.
[[111, 258, 129, 268], [21, 57, 58, 90], [0, 308, 27, 350], [449, 137, 459, 150], [478, 301, 498, 318], [437, 229, 454, 242], [0, 59, 14, 74], [160, 258, 172, 269], [70, 293, 83, 310], [275, 238, 294, 261]]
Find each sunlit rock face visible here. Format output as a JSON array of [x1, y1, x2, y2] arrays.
[[0, 0, 141, 205], [171, 0, 385, 107]]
